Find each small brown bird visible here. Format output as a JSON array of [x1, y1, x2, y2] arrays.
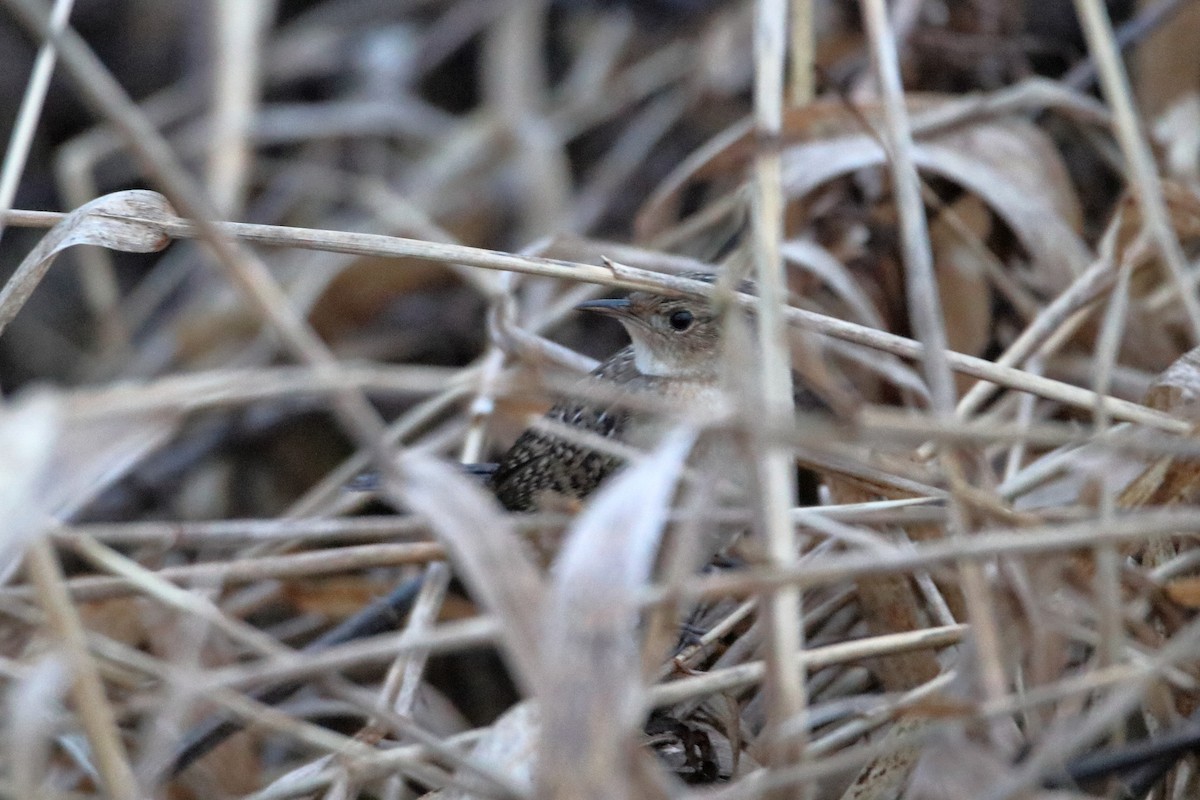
[[489, 280, 727, 512], [170, 281, 740, 776]]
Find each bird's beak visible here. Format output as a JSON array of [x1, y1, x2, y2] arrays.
[[575, 297, 633, 318]]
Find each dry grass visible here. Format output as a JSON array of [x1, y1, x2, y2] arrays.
[[3, 1, 1200, 799]]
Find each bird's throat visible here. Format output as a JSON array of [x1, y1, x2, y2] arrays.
[[630, 341, 678, 377]]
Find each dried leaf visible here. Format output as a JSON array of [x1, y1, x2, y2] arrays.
[[0, 389, 177, 606], [6, 655, 71, 798], [281, 575, 399, 619], [782, 238, 886, 329], [397, 452, 545, 694], [1165, 576, 1200, 609], [0, 393, 61, 580], [0, 190, 173, 337], [638, 95, 1089, 294], [47, 397, 180, 520], [1134, 5, 1200, 117], [1144, 343, 1200, 418], [779, 126, 1088, 292], [537, 428, 696, 800], [1153, 94, 1200, 184], [930, 194, 993, 363], [436, 702, 539, 800], [1117, 345, 1200, 515]]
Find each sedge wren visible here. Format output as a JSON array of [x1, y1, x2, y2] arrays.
[[489, 278, 729, 512]]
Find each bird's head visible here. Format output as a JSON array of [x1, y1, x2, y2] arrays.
[[577, 279, 724, 379]]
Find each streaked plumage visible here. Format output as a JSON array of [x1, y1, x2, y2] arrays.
[[489, 279, 724, 512]]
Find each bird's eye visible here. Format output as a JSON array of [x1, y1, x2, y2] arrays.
[[668, 309, 694, 331]]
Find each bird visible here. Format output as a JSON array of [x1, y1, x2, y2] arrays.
[[169, 275, 818, 777], [488, 276, 730, 513], [169, 277, 739, 778], [488, 272, 840, 516]]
